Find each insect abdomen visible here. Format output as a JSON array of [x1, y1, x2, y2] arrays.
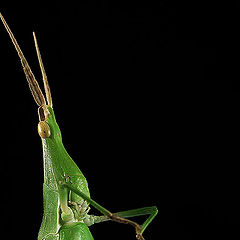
[[59, 222, 94, 240]]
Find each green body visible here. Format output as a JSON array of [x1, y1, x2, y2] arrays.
[[38, 107, 93, 240], [0, 12, 158, 240]]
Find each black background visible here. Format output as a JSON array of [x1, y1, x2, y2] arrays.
[[0, 1, 238, 240]]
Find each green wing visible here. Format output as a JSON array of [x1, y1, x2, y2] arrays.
[[38, 184, 60, 240]]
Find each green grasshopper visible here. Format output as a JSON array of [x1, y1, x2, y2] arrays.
[[0, 13, 158, 240]]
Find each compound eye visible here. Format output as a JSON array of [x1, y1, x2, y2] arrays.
[[38, 121, 51, 138]]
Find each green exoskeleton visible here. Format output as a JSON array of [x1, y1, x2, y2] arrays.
[[0, 13, 158, 240]]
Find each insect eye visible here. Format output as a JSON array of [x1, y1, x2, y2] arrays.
[[38, 121, 51, 138]]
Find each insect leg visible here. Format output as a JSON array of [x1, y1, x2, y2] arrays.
[[113, 206, 158, 234], [85, 207, 158, 239], [82, 206, 158, 233]]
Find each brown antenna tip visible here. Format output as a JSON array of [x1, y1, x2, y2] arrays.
[[33, 31, 53, 107]]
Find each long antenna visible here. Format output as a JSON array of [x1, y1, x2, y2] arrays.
[[33, 32, 52, 107], [0, 12, 46, 107]]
